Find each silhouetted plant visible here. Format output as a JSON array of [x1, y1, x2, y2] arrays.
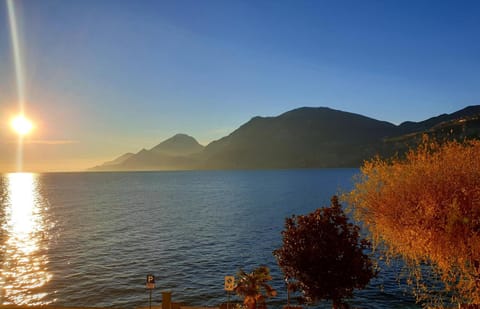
[[234, 266, 277, 309], [274, 196, 376, 309]]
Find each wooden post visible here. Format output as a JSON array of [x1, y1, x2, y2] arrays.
[[149, 289, 152, 309]]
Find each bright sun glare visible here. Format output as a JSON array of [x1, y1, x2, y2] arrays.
[[11, 115, 34, 136]]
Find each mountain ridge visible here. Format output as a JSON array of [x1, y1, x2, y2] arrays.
[[399, 105, 480, 134], [90, 133, 204, 171], [89, 105, 480, 171], [150, 133, 204, 155]]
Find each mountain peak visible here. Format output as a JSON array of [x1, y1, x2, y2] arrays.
[[170, 133, 193, 140], [150, 133, 204, 156]]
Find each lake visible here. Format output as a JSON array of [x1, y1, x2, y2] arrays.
[[0, 169, 420, 308]]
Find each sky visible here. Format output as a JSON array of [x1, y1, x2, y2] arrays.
[[0, 0, 479, 172]]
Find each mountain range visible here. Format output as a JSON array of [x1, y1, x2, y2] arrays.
[[89, 105, 480, 171]]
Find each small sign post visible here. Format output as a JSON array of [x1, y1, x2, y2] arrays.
[[224, 276, 235, 309], [146, 274, 156, 309]]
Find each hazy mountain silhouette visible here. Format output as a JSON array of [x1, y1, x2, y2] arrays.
[[149, 133, 204, 156], [90, 134, 204, 171], [100, 152, 135, 166], [90, 105, 480, 171], [201, 107, 399, 168]]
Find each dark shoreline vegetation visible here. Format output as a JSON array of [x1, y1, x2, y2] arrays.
[[90, 105, 480, 172]]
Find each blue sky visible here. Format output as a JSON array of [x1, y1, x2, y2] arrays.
[[0, 0, 479, 171]]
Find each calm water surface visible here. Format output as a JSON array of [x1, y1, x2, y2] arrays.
[[0, 169, 420, 308]]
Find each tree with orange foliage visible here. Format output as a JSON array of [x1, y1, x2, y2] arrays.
[[347, 137, 480, 305]]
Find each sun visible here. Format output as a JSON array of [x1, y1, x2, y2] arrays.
[[11, 115, 34, 136]]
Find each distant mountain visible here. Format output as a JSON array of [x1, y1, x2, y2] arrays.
[[90, 105, 480, 171], [384, 111, 480, 155], [90, 134, 204, 171], [150, 133, 204, 156], [399, 105, 480, 134], [100, 152, 135, 166], [201, 107, 400, 168]]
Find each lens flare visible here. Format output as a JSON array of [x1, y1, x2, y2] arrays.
[[7, 0, 26, 112], [7, 0, 29, 172]]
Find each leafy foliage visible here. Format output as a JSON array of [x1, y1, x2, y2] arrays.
[[234, 266, 277, 309], [347, 137, 480, 305], [274, 196, 376, 308]]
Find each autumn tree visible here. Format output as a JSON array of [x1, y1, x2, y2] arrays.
[[274, 196, 376, 309], [347, 137, 480, 305], [234, 266, 277, 309]]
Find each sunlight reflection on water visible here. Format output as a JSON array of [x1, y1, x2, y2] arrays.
[[1, 173, 53, 305]]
